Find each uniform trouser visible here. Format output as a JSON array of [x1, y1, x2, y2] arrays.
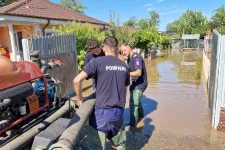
[[130, 89, 144, 126], [87, 107, 126, 150]]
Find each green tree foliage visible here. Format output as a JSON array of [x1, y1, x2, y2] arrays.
[[106, 10, 135, 46], [137, 19, 149, 30], [0, 0, 18, 7], [123, 16, 138, 28], [107, 10, 170, 53], [211, 5, 225, 34], [166, 10, 208, 36], [149, 11, 160, 27], [160, 36, 172, 49], [54, 21, 105, 71], [137, 11, 160, 30], [166, 20, 179, 32], [133, 27, 161, 50], [59, 0, 86, 14]]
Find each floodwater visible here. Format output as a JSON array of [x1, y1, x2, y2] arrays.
[[79, 51, 225, 150], [124, 51, 225, 150]]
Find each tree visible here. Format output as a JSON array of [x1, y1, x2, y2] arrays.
[[137, 11, 160, 30], [160, 36, 172, 49], [137, 19, 149, 30], [166, 20, 179, 32], [107, 10, 167, 51], [211, 5, 225, 34], [133, 27, 161, 50], [0, 0, 18, 7], [123, 16, 138, 28], [59, 0, 86, 14], [106, 10, 135, 46], [149, 11, 160, 28], [166, 10, 208, 37]]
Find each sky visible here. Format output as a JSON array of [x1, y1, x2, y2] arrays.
[[51, 0, 225, 31]]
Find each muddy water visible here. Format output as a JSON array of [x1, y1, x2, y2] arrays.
[[79, 52, 225, 150], [124, 52, 225, 150]]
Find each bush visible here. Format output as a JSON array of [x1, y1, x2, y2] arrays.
[[160, 36, 172, 50], [132, 27, 161, 50], [54, 21, 105, 71]]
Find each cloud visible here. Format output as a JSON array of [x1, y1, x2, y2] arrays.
[[143, 3, 152, 7], [146, 7, 160, 11], [155, 0, 165, 3]]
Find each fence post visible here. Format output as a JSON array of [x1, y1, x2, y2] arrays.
[[22, 39, 30, 61]]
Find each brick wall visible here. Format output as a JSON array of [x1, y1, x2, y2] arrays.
[[217, 108, 225, 132]]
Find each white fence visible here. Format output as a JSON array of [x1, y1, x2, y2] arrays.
[[208, 30, 225, 128]]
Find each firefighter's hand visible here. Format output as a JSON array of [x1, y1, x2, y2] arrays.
[[77, 97, 85, 107]]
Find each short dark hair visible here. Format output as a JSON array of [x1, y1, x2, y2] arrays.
[[103, 36, 118, 48], [86, 38, 99, 50]]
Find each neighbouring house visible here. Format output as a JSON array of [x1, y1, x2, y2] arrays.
[[0, 0, 108, 61]]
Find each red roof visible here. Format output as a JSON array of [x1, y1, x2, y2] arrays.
[[0, 0, 107, 25]]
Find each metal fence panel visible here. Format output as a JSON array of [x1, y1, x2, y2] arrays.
[[208, 32, 218, 110], [221, 36, 225, 107], [208, 30, 225, 128], [28, 33, 78, 96]]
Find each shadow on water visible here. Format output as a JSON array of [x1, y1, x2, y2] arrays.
[[124, 95, 158, 150]]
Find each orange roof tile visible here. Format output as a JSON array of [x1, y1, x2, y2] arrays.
[[0, 0, 108, 25]]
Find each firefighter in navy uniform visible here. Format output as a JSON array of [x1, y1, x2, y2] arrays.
[[84, 38, 126, 66], [84, 39, 105, 66], [84, 39, 105, 90], [84, 38, 127, 90], [121, 43, 148, 127], [74, 36, 130, 150]]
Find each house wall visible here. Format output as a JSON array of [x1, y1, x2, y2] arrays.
[[0, 25, 36, 60], [13, 25, 35, 39], [0, 27, 4, 45], [0, 24, 59, 60], [0, 27, 11, 55]]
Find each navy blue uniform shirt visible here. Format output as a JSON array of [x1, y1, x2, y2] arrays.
[[84, 50, 105, 66], [128, 52, 148, 92], [84, 56, 130, 108]]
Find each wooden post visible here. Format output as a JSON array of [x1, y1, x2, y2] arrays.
[[8, 24, 17, 61]]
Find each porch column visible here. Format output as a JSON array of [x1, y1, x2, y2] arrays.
[[8, 24, 17, 61]]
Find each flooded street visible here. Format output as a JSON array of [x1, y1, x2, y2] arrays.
[[124, 52, 225, 150], [79, 52, 225, 150]]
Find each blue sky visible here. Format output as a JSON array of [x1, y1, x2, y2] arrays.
[[51, 0, 225, 31]]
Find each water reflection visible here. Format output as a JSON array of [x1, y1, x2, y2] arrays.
[[146, 51, 202, 86]]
